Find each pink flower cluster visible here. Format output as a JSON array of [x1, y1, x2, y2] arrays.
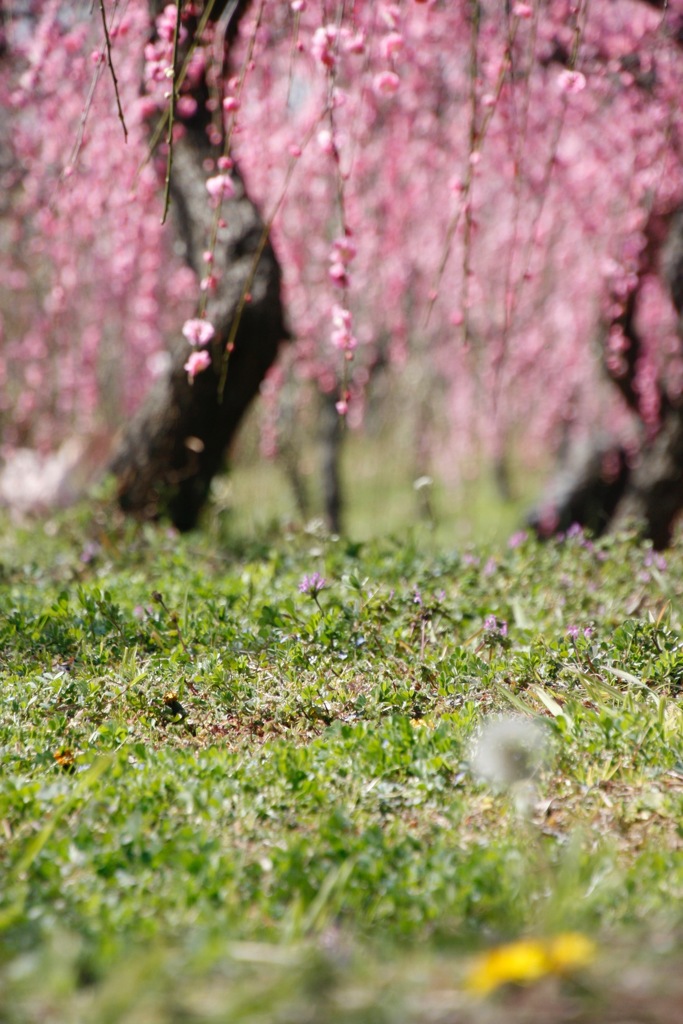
[[328, 236, 356, 290], [330, 305, 357, 357], [143, 4, 186, 100], [310, 22, 365, 69], [181, 318, 214, 380]]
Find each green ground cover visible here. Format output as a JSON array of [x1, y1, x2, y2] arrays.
[[1, 502, 682, 1022]]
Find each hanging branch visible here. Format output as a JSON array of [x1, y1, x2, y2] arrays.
[[161, 0, 182, 224], [99, 0, 128, 142]]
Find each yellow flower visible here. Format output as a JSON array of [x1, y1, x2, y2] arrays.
[[53, 748, 75, 771], [547, 932, 596, 973], [466, 933, 595, 996], [466, 939, 549, 995]]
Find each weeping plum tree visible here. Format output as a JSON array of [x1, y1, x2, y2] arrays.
[[1, 0, 683, 541], [0, 0, 288, 531]]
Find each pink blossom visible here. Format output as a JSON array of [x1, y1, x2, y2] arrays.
[[380, 3, 400, 29], [222, 96, 240, 113], [344, 31, 366, 55], [317, 129, 335, 154], [200, 274, 218, 292], [380, 32, 404, 60], [182, 318, 215, 346], [330, 305, 357, 352], [206, 174, 235, 203], [373, 71, 400, 96], [328, 262, 347, 286], [176, 96, 197, 119], [157, 4, 186, 45], [184, 349, 211, 380], [311, 25, 338, 69], [512, 2, 534, 17], [332, 305, 352, 330], [558, 69, 587, 94], [331, 236, 357, 263]]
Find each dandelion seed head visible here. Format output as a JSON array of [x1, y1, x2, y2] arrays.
[[471, 716, 548, 790]]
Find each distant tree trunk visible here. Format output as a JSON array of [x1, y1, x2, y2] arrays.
[[320, 390, 344, 535], [530, 206, 683, 548], [111, 0, 288, 530]]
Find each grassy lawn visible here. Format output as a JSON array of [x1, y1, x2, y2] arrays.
[[1, 497, 683, 1021]]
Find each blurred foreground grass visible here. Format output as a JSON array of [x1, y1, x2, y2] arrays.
[[1, 498, 683, 1022]]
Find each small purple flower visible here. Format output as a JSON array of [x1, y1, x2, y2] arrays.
[[583, 626, 594, 639], [413, 587, 423, 607], [508, 530, 528, 550], [484, 615, 508, 637], [483, 557, 497, 577], [644, 551, 667, 572], [566, 625, 580, 640], [80, 541, 100, 564], [299, 572, 327, 596]]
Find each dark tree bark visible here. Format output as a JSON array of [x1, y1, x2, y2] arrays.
[[111, 0, 288, 530], [528, 442, 630, 538], [319, 390, 344, 535], [609, 207, 683, 547]]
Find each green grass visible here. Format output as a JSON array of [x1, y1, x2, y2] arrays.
[[1, 502, 683, 1021], [224, 427, 536, 545]]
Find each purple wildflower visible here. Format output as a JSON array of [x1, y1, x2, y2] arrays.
[[299, 572, 327, 596], [644, 551, 667, 572], [484, 615, 508, 637]]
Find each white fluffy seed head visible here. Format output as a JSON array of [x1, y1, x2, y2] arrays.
[[470, 716, 549, 791]]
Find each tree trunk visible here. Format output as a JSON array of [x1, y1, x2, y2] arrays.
[[111, 0, 287, 531], [320, 390, 344, 535], [529, 206, 683, 548]]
